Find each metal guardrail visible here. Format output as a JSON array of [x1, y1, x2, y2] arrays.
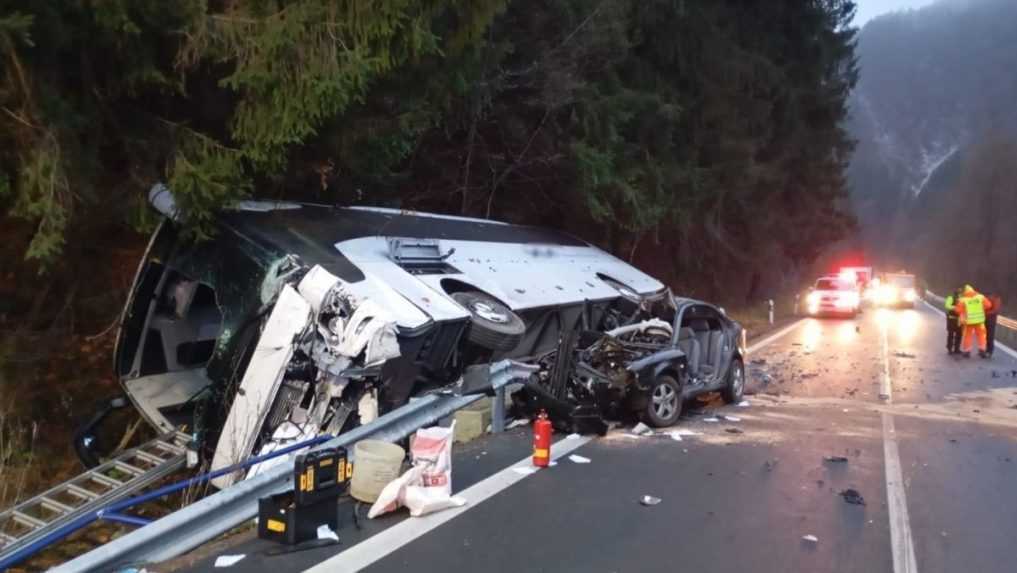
[[51, 391, 487, 573]]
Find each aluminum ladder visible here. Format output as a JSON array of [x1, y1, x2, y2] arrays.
[[0, 431, 189, 558]]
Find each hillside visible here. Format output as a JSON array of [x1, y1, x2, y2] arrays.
[[847, 0, 1017, 302]]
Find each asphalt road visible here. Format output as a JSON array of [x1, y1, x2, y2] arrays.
[[168, 301, 1017, 573]]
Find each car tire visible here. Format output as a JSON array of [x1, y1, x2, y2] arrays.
[[721, 358, 745, 404], [451, 291, 526, 351], [644, 374, 683, 428]]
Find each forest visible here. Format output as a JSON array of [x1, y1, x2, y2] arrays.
[[0, 0, 858, 507]]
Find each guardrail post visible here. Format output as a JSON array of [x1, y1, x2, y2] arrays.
[[768, 299, 775, 325], [491, 386, 506, 433], [793, 294, 800, 316]]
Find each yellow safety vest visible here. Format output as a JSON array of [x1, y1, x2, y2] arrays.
[[944, 295, 954, 310], [962, 294, 986, 325]]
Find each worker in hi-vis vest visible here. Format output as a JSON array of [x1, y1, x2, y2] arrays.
[[955, 285, 994, 358], [944, 287, 963, 355]]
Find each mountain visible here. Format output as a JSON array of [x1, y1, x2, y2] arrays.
[[848, 0, 1017, 299]]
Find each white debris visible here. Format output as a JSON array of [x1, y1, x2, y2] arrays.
[[631, 422, 654, 436], [549, 461, 558, 467], [737, 400, 751, 407], [618, 434, 643, 440], [317, 524, 339, 542], [640, 495, 662, 506], [667, 431, 683, 442], [564, 432, 582, 440], [673, 429, 702, 436], [802, 535, 819, 544], [703, 417, 720, 423], [568, 454, 591, 464], [214, 555, 246, 568], [512, 466, 539, 475], [507, 419, 531, 430], [606, 319, 673, 339], [721, 415, 741, 422]]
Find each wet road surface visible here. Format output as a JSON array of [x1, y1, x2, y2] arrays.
[[169, 301, 1017, 573]]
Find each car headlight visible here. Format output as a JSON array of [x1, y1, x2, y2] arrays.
[[903, 288, 916, 302], [807, 292, 820, 305]]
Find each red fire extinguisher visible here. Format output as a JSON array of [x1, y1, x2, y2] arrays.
[[533, 410, 552, 467]]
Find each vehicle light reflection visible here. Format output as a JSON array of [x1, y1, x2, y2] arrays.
[[894, 309, 921, 344], [837, 322, 858, 344], [802, 320, 822, 352]]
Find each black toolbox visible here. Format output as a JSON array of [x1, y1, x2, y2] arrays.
[[257, 446, 349, 545]]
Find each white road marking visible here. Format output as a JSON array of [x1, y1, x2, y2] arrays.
[[306, 435, 594, 573], [747, 319, 805, 354], [880, 315, 892, 401], [879, 313, 918, 573], [882, 412, 919, 573], [922, 299, 1017, 360], [307, 319, 804, 572]]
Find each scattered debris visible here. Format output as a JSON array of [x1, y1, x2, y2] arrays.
[[214, 555, 246, 568], [751, 359, 767, 365], [725, 428, 744, 434], [802, 534, 819, 544], [764, 459, 779, 472], [565, 433, 582, 440], [673, 429, 702, 436], [823, 456, 849, 463], [512, 466, 539, 475], [631, 422, 654, 436], [317, 524, 339, 542], [703, 417, 720, 423], [506, 418, 530, 430], [816, 480, 825, 488], [720, 415, 741, 422], [894, 352, 916, 359], [568, 454, 591, 464], [840, 489, 866, 506], [949, 439, 958, 444], [639, 495, 662, 506], [992, 371, 1001, 379], [737, 400, 751, 407]]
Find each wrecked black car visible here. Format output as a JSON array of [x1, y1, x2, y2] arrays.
[[514, 296, 746, 433], [101, 185, 670, 486]]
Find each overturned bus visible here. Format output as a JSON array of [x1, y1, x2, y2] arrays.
[[101, 185, 737, 487]]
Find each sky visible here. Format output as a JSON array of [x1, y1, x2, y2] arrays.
[[854, 0, 941, 25]]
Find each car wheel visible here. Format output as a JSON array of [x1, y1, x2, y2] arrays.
[[721, 358, 745, 404], [450, 291, 526, 351], [644, 375, 683, 428]]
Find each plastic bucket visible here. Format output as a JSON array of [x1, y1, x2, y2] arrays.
[[350, 440, 405, 503]]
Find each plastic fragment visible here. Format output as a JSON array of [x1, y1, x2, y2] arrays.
[[568, 454, 591, 464], [802, 535, 819, 544], [737, 400, 751, 407], [512, 466, 539, 475], [214, 555, 246, 568], [631, 422, 654, 436], [317, 524, 339, 542], [639, 495, 662, 506], [703, 417, 720, 423]]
